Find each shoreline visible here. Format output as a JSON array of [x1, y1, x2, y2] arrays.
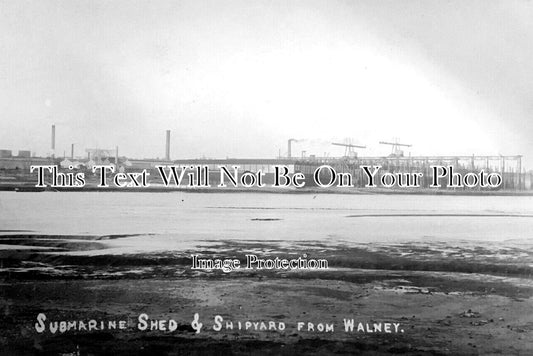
[[1, 184, 533, 196]]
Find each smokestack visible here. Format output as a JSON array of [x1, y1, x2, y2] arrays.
[[288, 138, 296, 159], [51, 124, 56, 158], [71, 143, 74, 159], [115, 146, 119, 170], [165, 130, 171, 161]]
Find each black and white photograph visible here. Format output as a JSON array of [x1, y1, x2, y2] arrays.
[[1, 0, 533, 354]]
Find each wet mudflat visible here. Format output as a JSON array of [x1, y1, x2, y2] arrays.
[[1, 238, 533, 355], [0, 192, 532, 355]]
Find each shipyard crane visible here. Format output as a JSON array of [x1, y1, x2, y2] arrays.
[[331, 140, 366, 158], [379, 139, 412, 157]]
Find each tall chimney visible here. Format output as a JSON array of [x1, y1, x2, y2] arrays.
[[51, 124, 56, 159], [165, 130, 171, 161], [115, 146, 119, 170], [71, 143, 74, 159], [288, 138, 296, 159]]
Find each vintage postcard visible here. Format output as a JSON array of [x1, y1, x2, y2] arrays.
[[1, 1, 532, 355]]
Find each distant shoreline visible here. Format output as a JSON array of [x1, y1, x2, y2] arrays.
[[1, 184, 532, 196]]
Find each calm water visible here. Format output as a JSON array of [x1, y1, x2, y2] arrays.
[[1, 192, 532, 253]]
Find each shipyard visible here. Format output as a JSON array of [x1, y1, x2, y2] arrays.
[[0, 127, 530, 193]]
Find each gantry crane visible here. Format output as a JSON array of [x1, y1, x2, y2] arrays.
[[331, 139, 366, 158], [379, 138, 412, 157]]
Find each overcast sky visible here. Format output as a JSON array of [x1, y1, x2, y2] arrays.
[[1, 0, 532, 167]]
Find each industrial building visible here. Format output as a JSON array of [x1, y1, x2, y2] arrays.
[[0, 126, 531, 191]]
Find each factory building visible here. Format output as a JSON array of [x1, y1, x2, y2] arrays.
[[0, 127, 530, 190], [0, 156, 50, 170]]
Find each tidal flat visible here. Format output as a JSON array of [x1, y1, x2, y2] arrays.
[[1, 192, 532, 355]]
